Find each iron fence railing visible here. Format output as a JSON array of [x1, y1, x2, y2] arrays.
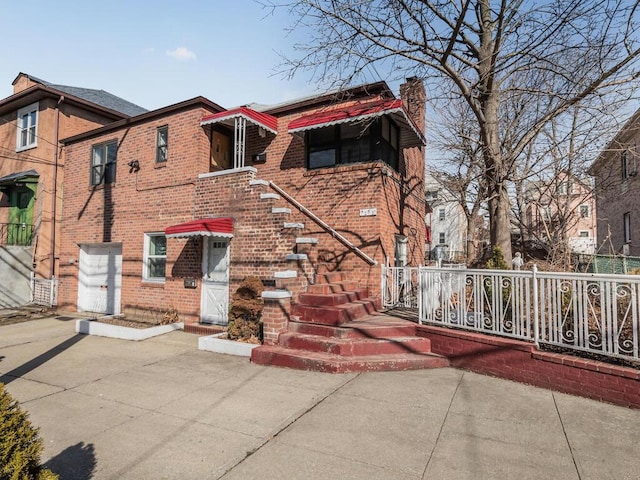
[[383, 266, 640, 363], [0, 222, 34, 246]]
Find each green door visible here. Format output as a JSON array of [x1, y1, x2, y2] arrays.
[[7, 187, 35, 245]]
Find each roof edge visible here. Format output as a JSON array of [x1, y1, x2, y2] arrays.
[[61, 96, 225, 145]]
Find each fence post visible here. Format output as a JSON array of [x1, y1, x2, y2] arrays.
[[418, 267, 423, 325], [532, 264, 539, 348], [30, 271, 34, 303]]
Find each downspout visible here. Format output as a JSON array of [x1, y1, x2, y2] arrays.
[[50, 95, 64, 279]]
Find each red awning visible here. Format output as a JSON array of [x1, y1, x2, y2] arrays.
[[288, 98, 425, 147], [200, 107, 278, 134], [165, 218, 234, 238]]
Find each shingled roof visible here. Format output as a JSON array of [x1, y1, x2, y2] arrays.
[[13, 73, 147, 117]]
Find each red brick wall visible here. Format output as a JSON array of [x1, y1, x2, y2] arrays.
[[417, 325, 640, 409], [58, 107, 213, 322], [0, 95, 124, 279], [59, 85, 427, 323]]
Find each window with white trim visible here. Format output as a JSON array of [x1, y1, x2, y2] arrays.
[[578, 231, 590, 238], [438, 232, 446, 244], [579, 205, 589, 218], [16, 102, 38, 151], [438, 208, 445, 221], [143, 233, 167, 281]]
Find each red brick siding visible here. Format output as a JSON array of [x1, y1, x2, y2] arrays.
[[417, 325, 640, 409]]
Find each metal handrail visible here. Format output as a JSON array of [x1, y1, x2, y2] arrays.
[[268, 181, 377, 265], [0, 222, 34, 246]]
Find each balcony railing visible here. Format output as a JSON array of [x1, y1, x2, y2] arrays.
[[0, 222, 34, 246]]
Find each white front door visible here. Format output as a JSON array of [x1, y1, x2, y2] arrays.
[[201, 238, 229, 324], [77, 243, 122, 315]]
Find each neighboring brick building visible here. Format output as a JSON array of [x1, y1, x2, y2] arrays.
[[0, 73, 146, 306], [523, 172, 597, 255], [589, 108, 640, 256], [57, 80, 427, 330]]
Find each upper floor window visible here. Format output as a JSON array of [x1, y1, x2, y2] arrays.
[[624, 212, 631, 244], [156, 126, 168, 163], [438, 208, 446, 221], [579, 205, 590, 218], [557, 182, 568, 195], [578, 231, 590, 238], [307, 117, 399, 170], [91, 141, 117, 186], [16, 103, 38, 151], [438, 232, 446, 244], [143, 233, 167, 281], [622, 150, 630, 180]]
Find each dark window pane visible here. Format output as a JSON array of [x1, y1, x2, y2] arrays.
[[308, 128, 336, 146], [148, 258, 166, 278], [309, 149, 336, 168]]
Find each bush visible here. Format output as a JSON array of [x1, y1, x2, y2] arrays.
[[227, 276, 264, 343], [485, 246, 509, 270], [0, 383, 58, 480]]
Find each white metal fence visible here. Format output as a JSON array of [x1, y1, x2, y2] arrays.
[[382, 266, 640, 363], [31, 274, 58, 307]]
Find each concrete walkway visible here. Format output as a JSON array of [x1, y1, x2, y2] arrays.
[[1, 315, 639, 480]]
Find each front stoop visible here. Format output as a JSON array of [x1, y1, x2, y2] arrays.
[[251, 272, 449, 373]]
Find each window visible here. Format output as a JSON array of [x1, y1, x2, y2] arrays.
[[622, 150, 630, 180], [438, 232, 446, 244], [557, 182, 567, 195], [16, 103, 38, 151], [579, 205, 590, 218], [307, 117, 399, 170], [91, 141, 117, 186], [156, 126, 168, 163], [438, 208, 445, 221], [143, 233, 167, 281], [578, 231, 590, 238], [624, 212, 631, 244]]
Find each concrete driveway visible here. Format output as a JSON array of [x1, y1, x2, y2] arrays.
[[1, 315, 639, 480]]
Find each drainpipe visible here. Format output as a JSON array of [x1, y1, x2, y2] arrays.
[[50, 96, 64, 279]]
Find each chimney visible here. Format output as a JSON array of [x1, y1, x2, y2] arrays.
[[399, 77, 426, 134], [12, 73, 43, 95]]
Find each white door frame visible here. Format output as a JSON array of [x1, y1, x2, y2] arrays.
[[77, 242, 122, 315], [200, 238, 230, 324]]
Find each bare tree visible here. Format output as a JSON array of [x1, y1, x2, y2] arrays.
[[270, 0, 640, 263], [428, 97, 486, 263]]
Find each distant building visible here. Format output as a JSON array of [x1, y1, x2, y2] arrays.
[[425, 173, 468, 262], [589, 108, 640, 256], [523, 172, 597, 254]]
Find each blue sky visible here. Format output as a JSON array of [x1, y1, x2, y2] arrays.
[[1, 1, 324, 110]]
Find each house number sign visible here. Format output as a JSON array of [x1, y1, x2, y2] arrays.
[[359, 208, 377, 217]]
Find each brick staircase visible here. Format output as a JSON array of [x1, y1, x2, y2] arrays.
[[251, 271, 449, 373]]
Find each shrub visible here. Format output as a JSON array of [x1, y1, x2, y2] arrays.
[[0, 383, 58, 480], [485, 246, 509, 270], [227, 276, 264, 343]]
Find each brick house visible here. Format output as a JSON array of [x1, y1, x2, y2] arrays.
[[523, 172, 597, 255], [589, 108, 640, 256], [58, 79, 427, 344], [0, 73, 146, 306]]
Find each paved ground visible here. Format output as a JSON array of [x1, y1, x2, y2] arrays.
[[1, 314, 639, 480]]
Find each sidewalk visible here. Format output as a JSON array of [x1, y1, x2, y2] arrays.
[[1, 315, 639, 479]]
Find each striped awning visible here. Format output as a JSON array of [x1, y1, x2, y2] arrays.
[[165, 217, 233, 238]]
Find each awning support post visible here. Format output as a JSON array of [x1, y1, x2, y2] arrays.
[[234, 117, 246, 169]]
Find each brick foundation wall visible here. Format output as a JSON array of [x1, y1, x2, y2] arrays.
[[417, 325, 640, 409]]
